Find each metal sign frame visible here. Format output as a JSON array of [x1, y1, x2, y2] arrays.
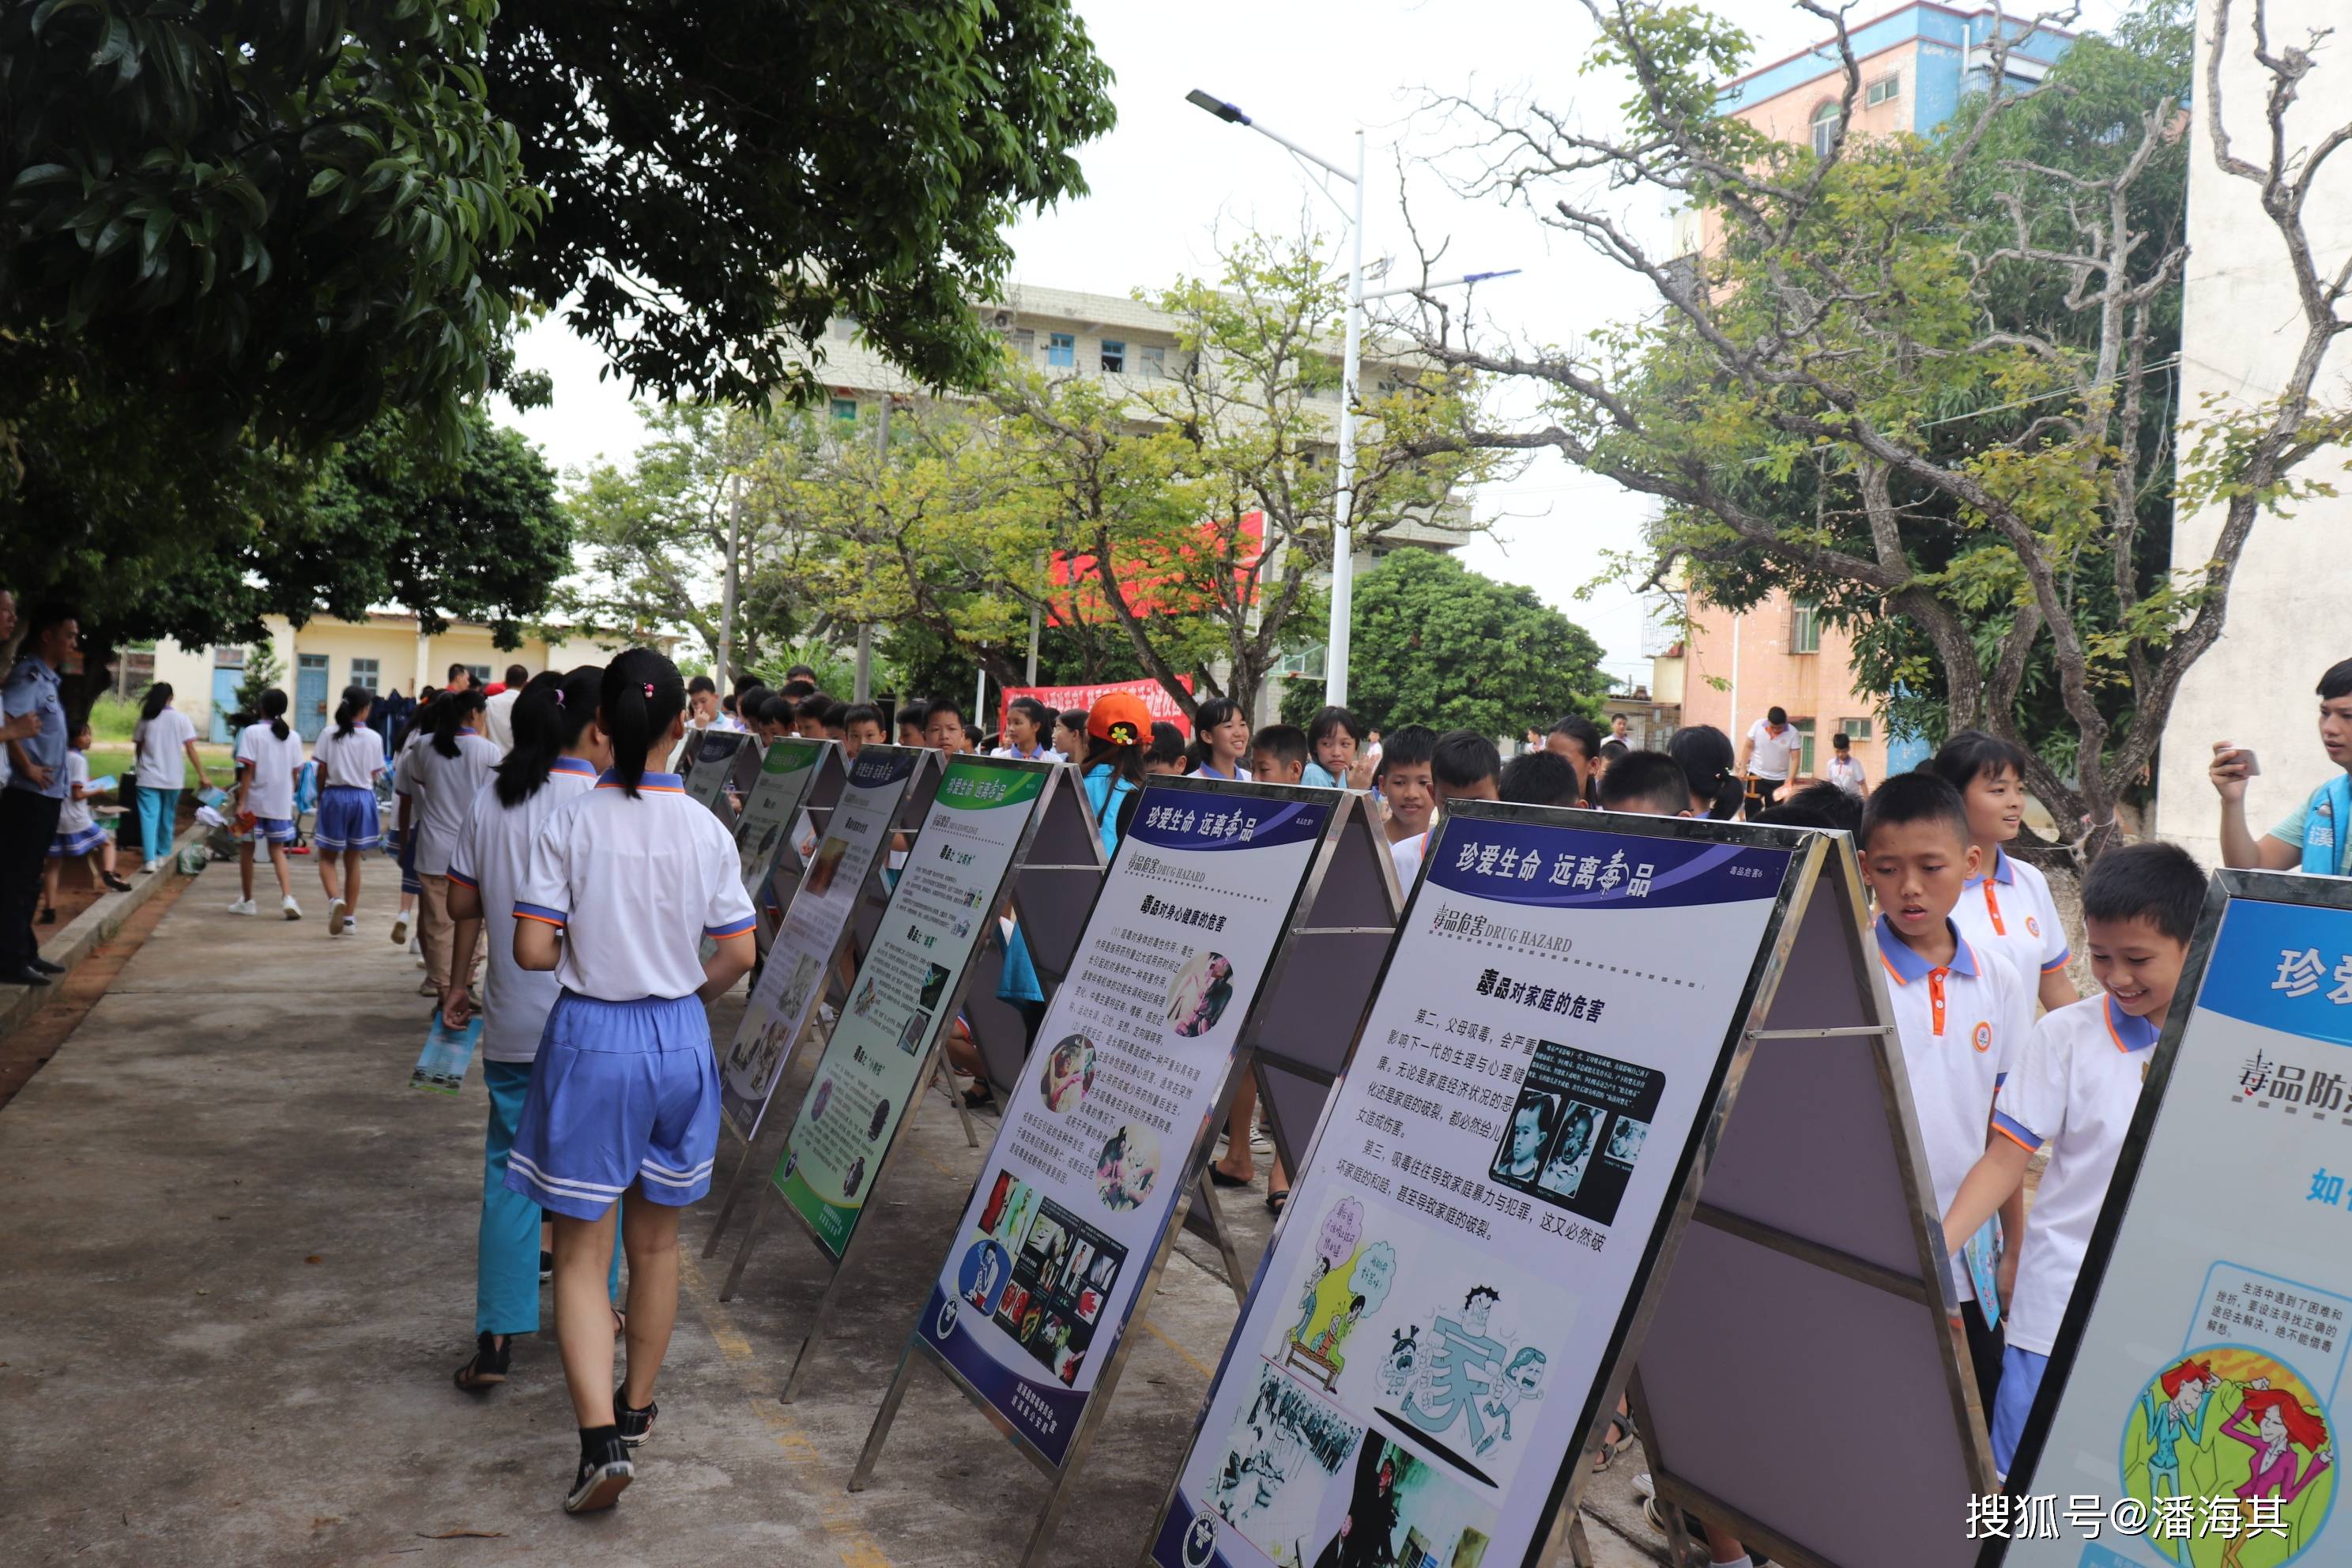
[[847, 774, 1370, 1568], [960, 769, 1110, 1099], [716, 760, 1088, 1403], [1129, 804, 1987, 1568], [1990, 867, 2352, 1562], [699, 747, 940, 1259]]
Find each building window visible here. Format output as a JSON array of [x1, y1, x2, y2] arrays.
[[1138, 345, 1166, 378], [1811, 100, 1841, 158], [829, 398, 858, 421], [1790, 597, 1822, 654], [1047, 332, 1075, 368], [466, 665, 492, 688], [1865, 74, 1901, 107], [1099, 339, 1125, 374], [1011, 328, 1035, 357], [350, 658, 379, 692], [213, 645, 245, 669], [1837, 715, 1874, 744], [1792, 717, 1818, 776], [829, 315, 856, 340]]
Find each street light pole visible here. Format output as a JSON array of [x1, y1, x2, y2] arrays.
[[1329, 129, 1366, 708]]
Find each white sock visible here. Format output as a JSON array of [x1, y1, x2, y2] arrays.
[[1710, 1557, 1753, 1568]]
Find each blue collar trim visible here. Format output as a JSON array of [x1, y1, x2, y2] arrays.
[[1875, 916, 1979, 982]]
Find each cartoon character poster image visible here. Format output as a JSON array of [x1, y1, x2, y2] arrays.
[[2116, 1347, 2334, 1567]]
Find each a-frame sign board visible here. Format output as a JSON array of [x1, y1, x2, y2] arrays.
[[1136, 805, 1988, 1568], [699, 746, 940, 1260], [683, 728, 756, 824], [1624, 827, 1996, 1568], [963, 769, 1110, 1100], [745, 740, 851, 952], [1180, 793, 1405, 1299], [847, 775, 1364, 1568], [718, 757, 1096, 1400], [1993, 869, 2352, 1568], [728, 739, 846, 948]]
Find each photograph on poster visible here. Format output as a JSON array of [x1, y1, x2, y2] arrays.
[[959, 1232, 1013, 1314], [895, 1007, 931, 1056], [865, 1099, 891, 1141], [1487, 1041, 1664, 1230], [852, 975, 878, 1018], [842, 1155, 867, 1197], [808, 1078, 834, 1122], [1167, 949, 1238, 1038], [978, 1169, 1037, 1242], [919, 962, 952, 1010], [805, 835, 850, 896], [2113, 1345, 2335, 1568], [1201, 1364, 1366, 1567], [1095, 1121, 1162, 1212], [742, 818, 786, 880], [1310, 1436, 1498, 1568], [989, 1193, 1128, 1385], [1038, 1033, 1096, 1112]]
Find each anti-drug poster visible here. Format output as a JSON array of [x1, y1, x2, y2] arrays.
[[1152, 810, 1793, 1568], [684, 729, 749, 821], [2000, 890, 2349, 1568], [914, 781, 1332, 1468], [771, 756, 1049, 1258], [731, 737, 827, 902], [718, 745, 922, 1140]]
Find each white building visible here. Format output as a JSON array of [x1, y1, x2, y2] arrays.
[[2151, 0, 2352, 864]]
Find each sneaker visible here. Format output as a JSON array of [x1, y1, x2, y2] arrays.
[[327, 897, 346, 933], [341, 918, 357, 935], [281, 895, 302, 920], [540, 1250, 554, 1283], [141, 859, 160, 876], [227, 899, 257, 916], [616, 1399, 658, 1448], [390, 910, 410, 944], [565, 1434, 634, 1513]]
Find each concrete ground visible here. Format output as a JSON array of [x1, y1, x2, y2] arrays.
[[0, 860, 1671, 1567]]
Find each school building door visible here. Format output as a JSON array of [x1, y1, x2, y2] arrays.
[[207, 646, 244, 743], [296, 654, 330, 741]]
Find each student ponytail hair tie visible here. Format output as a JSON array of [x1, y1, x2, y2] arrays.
[[643, 681, 655, 698], [552, 689, 564, 706]]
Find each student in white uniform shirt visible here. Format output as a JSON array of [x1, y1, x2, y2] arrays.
[[130, 681, 207, 873], [501, 650, 757, 1514], [1374, 726, 1439, 887], [1938, 842, 2203, 1476], [989, 695, 1061, 762], [1933, 730, 2079, 1013], [228, 690, 306, 918], [309, 686, 388, 935], [1856, 771, 2034, 1417], [481, 663, 529, 751], [401, 688, 500, 1001], [1736, 705, 1798, 816], [1188, 696, 1253, 781], [443, 666, 620, 1396]]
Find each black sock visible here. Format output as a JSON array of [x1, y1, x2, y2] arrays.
[[620, 1393, 653, 1415], [580, 1423, 620, 1455]]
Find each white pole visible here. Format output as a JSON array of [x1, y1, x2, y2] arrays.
[[1327, 129, 1366, 710], [974, 665, 988, 741]]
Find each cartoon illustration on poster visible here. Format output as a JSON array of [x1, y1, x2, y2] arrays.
[[910, 783, 1334, 1469], [771, 757, 1046, 1257]]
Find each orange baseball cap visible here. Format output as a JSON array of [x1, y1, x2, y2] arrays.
[[1086, 692, 1152, 747]]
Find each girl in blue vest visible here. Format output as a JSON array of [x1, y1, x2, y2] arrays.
[[503, 650, 757, 1514]]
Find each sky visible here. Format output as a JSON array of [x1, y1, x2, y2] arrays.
[[499, 0, 2129, 694]]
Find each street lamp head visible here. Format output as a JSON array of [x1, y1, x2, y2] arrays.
[[1185, 89, 1249, 125]]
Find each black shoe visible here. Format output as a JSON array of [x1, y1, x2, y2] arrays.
[[540, 1250, 553, 1283], [28, 956, 63, 974], [0, 966, 51, 986], [454, 1331, 511, 1391], [565, 1434, 633, 1513], [37, 907, 55, 924], [102, 872, 131, 892], [616, 1398, 658, 1448]]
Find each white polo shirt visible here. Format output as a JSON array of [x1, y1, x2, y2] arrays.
[[1389, 828, 1430, 889], [1747, 719, 1798, 781], [449, 759, 597, 1061], [1875, 916, 2034, 1304], [515, 770, 757, 1001], [401, 729, 500, 876], [1989, 992, 2156, 1355], [1956, 846, 2071, 990], [311, 725, 386, 791], [234, 723, 306, 822], [133, 707, 198, 790]]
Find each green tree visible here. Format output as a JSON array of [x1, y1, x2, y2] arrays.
[[233, 640, 284, 722], [1412, 0, 2352, 863], [1278, 550, 1608, 737]]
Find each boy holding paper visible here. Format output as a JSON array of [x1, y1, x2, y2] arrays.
[[1939, 842, 2204, 1475]]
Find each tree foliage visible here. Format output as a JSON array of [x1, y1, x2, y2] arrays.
[[1410, 0, 2352, 863], [1278, 548, 1608, 737]]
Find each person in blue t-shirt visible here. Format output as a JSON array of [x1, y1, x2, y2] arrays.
[[2212, 656, 2352, 876]]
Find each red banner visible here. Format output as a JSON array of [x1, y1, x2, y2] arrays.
[[1001, 676, 1194, 740]]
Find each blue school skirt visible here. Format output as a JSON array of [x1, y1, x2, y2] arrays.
[[49, 823, 107, 858], [312, 786, 381, 852], [503, 991, 719, 1219]]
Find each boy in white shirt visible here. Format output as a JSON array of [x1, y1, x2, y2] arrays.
[[1939, 842, 2205, 1476], [1857, 771, 2036, 1416], [1934, 729, 2079, 1013], [1374, 726, 1438, 888]]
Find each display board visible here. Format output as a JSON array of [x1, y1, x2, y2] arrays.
[[1996, 871, 2350, 1568], [717, 745, 925, 1140], [684, 729, 751, 821], [957, 775, 1110, 1100], [730, 737, 831, 904], [1140, 807, 1984, 1568], [851, 779, 1345, 1556]]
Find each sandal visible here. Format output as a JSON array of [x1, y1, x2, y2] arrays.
[[1265, 1189, 1289, 1215], [1592, 1413, 1639, 1472], [1208, 1167, 1251, 1189], [962, 1084, 996, 1109], [454, 1331, 511, 1390]]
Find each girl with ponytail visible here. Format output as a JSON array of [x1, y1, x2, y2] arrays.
[[310, 685, 388, 935], [228, 688, 306, 918], [503, 648, 758, 1513], [129, 681, 206, 874], [396, 685, 496, 1001], [443, 666, 623, 1394]]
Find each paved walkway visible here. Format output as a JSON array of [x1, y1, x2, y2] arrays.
[[0, 861, 1668, 1566]]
